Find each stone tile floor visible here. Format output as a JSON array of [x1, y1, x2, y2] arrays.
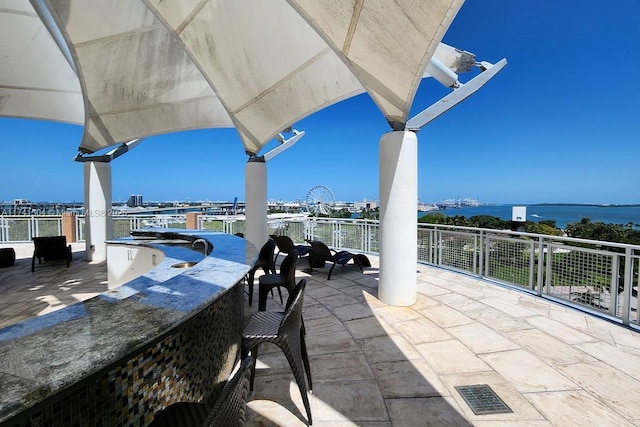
[[0, 243, 108, 329], [2, 243, 640, 426]]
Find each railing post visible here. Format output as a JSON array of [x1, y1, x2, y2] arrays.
[[304, 219, 311, 242], [528, 240, 535, 292], [610, 255, 619, 317], [478, 230, 485, 277], [473, 234, 478, 275], [76, 216, 82, 242], [621, 247, 633, 326], [483, 233, 490, 278], [436, 227, 442, 266], [536, 236, 544, 296], [431, 226, 435, 264], [30, 216, 37, 240], [0, 217, 6, 242], [366, 220, 371, 253], [544, 246, 553, 297]]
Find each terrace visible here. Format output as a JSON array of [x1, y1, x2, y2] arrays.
[[2, 2, 635, 425], [2, 234, 639, 426]]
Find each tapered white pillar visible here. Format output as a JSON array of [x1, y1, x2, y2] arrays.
[[379, 131, 417, 306], [245, 158, 268, 250], [83, 161, 113, 262]]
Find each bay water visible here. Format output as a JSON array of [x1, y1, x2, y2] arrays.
[[419, 204, 640, 230]]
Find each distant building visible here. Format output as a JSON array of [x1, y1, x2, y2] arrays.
[[126, 195, 143, 207], [439, 198, 479, 208], [354, 200, 378, 211], [418, 202, 439, 212]]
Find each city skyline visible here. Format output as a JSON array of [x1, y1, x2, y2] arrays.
[[1, 1, 639, 205]]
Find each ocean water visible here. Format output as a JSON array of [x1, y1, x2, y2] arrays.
[[419, 205, 640, 229]]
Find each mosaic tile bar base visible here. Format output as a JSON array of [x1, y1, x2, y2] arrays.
[[2, 283, 243, 427]]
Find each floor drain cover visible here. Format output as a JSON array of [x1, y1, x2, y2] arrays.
[[455, 384, 513, 415]]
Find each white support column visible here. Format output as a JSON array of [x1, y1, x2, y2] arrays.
[[83, 162, 113, 262], [378, 131, 417, 306], [245, 159, 268, 250]]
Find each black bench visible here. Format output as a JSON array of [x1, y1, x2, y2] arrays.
[[32, 236, 72, 272]]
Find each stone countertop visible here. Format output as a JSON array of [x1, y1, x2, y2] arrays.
[[0, 230, 257, 423]]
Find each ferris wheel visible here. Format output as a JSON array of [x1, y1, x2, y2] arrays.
[[305, 185, 336, 215]]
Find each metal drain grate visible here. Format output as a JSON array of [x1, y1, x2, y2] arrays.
[[455, 384, 513, 415]]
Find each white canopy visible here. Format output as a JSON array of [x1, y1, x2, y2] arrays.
[[0, 0, 470, 155]]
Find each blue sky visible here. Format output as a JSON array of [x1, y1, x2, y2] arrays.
[[1, 1, 639, 205]]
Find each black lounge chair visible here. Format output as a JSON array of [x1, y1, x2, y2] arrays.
[[270, 235, 312, 260], [307, 240, 369, 280], [32, 236, 72, 272], [149, 355, 255, 427]]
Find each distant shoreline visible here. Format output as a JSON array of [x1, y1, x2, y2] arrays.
[[422, 204, 640, 230], [530, 203, 640, 208]]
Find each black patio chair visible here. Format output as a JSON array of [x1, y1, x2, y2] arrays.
[[242, 279, 312, 425], [149, 355, 255, 427], [257, 249, 298, 312], [32, 236, 72, 272], [307, 240, 369, 280], [245, 238, 276, 306]]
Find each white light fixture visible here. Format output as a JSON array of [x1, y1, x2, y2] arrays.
[[262, 129, 305, 162], [74, 139, 143, 162], [426, 56, 460, 88], [407, 58, 507, 131]]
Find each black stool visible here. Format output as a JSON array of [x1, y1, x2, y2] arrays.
[[242, 279, 312, 425], [0, 247, 15, 268]]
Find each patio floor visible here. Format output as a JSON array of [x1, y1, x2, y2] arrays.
[[1, 243, 640, 426]]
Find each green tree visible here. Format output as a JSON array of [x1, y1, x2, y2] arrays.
[[358, 207, 379, 220], [539, 219, 558, 228], [565, 218, 628, 243], [468, 215, 509, 230], [332, 208, 353, 218], [526, 221, 563, 236], [418, 212, 448, 224]]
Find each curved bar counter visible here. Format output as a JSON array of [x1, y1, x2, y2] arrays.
[[0, 230, 257, 427]]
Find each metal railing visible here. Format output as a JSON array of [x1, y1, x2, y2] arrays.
[[259, 216, 639, 329], [417, 224, 639, 327], [0, 216, 63, 242], [2, 214, 638, 329]]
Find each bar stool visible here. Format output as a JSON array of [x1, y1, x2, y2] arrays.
[[242, 279, 312, 425], [257, 249, 298, 312], [245, 239, 276, 306], [149, 355, 255, 427]]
